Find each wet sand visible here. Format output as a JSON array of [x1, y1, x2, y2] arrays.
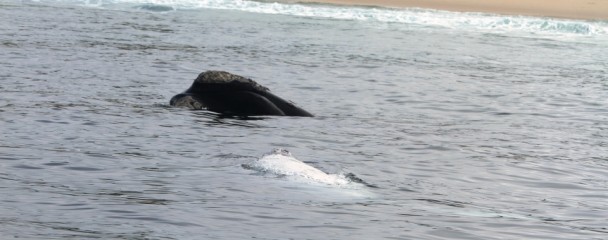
[[291, 0, 608, 20]]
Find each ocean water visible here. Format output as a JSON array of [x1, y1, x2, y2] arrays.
[[1, 0, 608, 239]]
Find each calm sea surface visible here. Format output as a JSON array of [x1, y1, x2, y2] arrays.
[[1, 0, 607, 239]]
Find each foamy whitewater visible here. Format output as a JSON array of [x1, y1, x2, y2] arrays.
[[1, 0, 608, 239], [30, 0, 608, 38]]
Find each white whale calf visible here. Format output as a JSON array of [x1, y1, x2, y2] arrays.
[[243, 149, 352, 186]]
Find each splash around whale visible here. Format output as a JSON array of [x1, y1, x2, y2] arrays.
[[243, 149, 371, 188], [170, 71, 313, 117]]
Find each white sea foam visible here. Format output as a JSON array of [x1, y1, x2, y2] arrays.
[[38, 0, 608, 38]]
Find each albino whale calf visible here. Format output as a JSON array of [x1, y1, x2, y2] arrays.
[[243, 149, 368, 187]]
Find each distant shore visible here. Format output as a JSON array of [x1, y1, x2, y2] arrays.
[[287, 0, 608, 20]]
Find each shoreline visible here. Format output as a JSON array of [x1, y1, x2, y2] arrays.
[[288, 0, 608, 20]]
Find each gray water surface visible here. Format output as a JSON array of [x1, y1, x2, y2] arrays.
[[1, 2, 608, 239]]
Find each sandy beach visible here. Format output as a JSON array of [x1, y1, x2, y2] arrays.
[[291, 0, 608, 20]]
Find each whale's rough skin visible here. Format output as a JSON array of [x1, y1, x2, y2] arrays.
[[170, 71, 313, 117]]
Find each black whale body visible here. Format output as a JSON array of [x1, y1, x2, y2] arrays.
[[170, 71, 313, 117]]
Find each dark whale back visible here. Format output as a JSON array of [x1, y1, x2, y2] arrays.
[[172, 71, 313, 117]]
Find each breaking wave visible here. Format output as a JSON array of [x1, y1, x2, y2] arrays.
[[28, 0, 608, 38]]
